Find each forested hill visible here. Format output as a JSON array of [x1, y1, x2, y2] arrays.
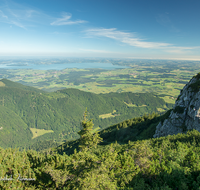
[[55, 109, 172, 155], [0, 78, 44, 93], [0, 79, 172, 149]]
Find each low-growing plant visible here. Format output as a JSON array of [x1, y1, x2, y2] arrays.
[[187, 80, 200, 93]]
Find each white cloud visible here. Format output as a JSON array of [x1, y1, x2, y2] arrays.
[[85, 28, 172, 49], [26, 10, 38, 18], [165, 49, 188, 54], [164, 46, 200, 54], [51, 12, 87, 26], [85, 28, 200, 54], [11, 21, 26, 29], [0, 2, 86, 29]]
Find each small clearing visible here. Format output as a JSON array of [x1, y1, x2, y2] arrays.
[[99, 110, 120, 119], [124, 102, 147, 107], [0, 82, 5, 87], [30, 128, 54, 139]]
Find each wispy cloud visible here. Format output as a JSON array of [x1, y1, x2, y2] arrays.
[[7, 8, 19, 18], [164, 46, 200, 54], [11, 21, 26, 29], [51, 12, 87, 26], [0, 1, 53, 29], [0, 10, 8, 19], [0, 2, 39, 29], [85, 27, 200, 53], [25, 10, 38, 18], [0, 8, 26, 29], [0, 1, 86, 30], [0, 10, 27, 29], [85, 28, 172, 48]]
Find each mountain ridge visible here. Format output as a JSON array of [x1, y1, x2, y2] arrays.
[[0, 78, 45, 93]]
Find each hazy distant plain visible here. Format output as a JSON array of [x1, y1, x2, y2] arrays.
[[0, 58, 200, 104]]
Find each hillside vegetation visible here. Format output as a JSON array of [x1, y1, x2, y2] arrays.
[[0, 114, 200, 189], [0, 79, 172, 149], [0, 79, 44, 93], [0, 105, 32, 149]]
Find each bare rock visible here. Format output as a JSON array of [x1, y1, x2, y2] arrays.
[[154, 73, 200, 138]]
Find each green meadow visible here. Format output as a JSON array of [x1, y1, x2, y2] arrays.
[[30, 128, 54, 139], [99, 110, 119, 119]]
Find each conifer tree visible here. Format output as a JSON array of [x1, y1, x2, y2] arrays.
[[78, 108, 103, 151]]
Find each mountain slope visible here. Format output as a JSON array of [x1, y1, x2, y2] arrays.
[[0, 105, 32, 148], [55, 110, 172, 155], [0, 79, 171, 149]]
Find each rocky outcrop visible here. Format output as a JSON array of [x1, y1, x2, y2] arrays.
[[154, 73, 200, 138]]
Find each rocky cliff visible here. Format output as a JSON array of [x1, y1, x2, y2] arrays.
[[154, 72, 200, 138]]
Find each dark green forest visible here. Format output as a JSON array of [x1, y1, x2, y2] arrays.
[[1, 112, 200, 189], [0, 78, 172, 150]]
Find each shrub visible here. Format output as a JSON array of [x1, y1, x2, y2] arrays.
[[187, 80, 200, 93]]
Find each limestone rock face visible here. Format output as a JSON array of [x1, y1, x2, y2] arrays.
[[154, 73, 200, 138]]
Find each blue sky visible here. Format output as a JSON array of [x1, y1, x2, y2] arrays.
[[0, 0, 200, 60]]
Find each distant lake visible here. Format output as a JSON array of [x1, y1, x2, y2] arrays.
[[0, 62, 130, 70]]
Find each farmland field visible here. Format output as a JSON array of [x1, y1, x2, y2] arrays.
[[0, 59, 200, 104]]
